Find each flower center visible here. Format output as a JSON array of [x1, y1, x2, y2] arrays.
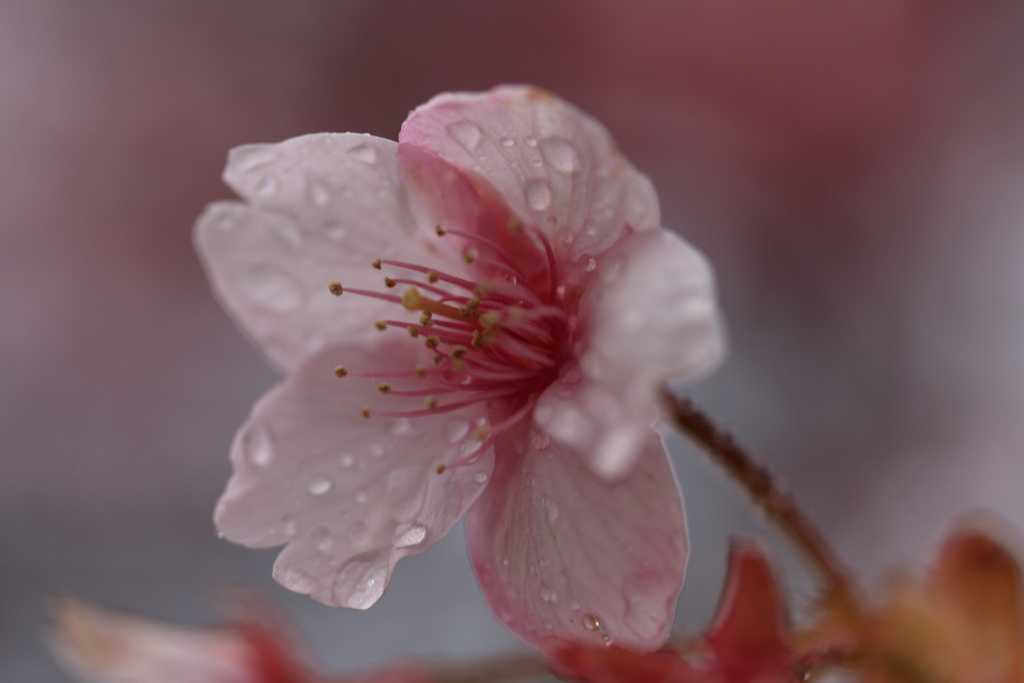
[[330, 224, 576, 471]]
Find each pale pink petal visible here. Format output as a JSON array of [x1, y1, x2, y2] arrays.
[[195, 134, 452, 371], [399, 86, 660, 260], [465, 422, 687, 652], [534, 228, 725, 478], [48, 598, 254, 683], [215, 338, 494, 609]]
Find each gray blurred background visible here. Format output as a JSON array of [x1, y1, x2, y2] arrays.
[[3, 1, 1024, 679]]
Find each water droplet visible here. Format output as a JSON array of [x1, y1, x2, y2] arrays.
[[345, 520, 368, 539], [540, 585, 558, 603], [447, 120, 483, 151], [394, 522, 427, 548], [579, 253, 597, 273], [531, 430, 551, 451], [334, 559, 388, 609], [310, 526, 333, 551], [371, 442, 386, 457], [241, 423, 272, 467], [526, 180, 552, 211], [279, 515, 298, 537], [389, 418, 411, 436], [339, 453, 355, 468], [526, 136, 537, 147], [238, 265, 305, 312], [443, 418, 470, 443], [540, 137, 579, 174], [544, 498, 560, 523], [500, 137, 515, 147], [308, 476, 333, 496], [347, 143, 377, 164], [583, 613, 601, 631], [570, 600, 581, 611], [473, 471, 489, 484], [323, 222, 347, 239], [354, 489, 368, 504], [255, 175, 279, 198], [215, 531, 226, 540], [307, 179, 330, 207]]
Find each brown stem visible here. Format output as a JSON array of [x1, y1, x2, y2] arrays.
[[660, 387, 859, 602]]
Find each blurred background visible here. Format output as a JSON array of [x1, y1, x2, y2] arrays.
[[3, 1, 1024, 679]]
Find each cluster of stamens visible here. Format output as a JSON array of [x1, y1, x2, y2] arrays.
[[329, 223, 570, 472]]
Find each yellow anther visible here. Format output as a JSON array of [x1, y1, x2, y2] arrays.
[[333, 365, 348, 378], [402, 287, 424, 310], [435, 463, 446, 474], [462, 249, 478, 264], [371, 258, 382, 270], [434, 224, 446, 236], [449, 346, 468, 360], [407, 326, 420, 338], [424, 335, 440, 350], [507, 217, 523, 233], [374, 320, 387, 331], [466, 298, 481, 311], [414, 365, 426, 379], [360, 406, 371, 418], [471, 330, 485, 350], [424, 396, 438, 410], [419, 312, 434, 328], [377, 382, 391, 395], [480, 311, 501, 329], [459, 305, 471, 317], [426, 271, 440, 284], [383, 277, 397, 288], [329, 281, 344, 296], [474, 282, 497, 297], [432, 353, 444, 366]]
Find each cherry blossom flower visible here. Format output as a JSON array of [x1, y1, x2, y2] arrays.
[[48, 597, 429, 683], [195, 86, 724, 651]]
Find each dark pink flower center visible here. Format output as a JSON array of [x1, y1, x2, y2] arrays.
[[332, 225, 580, 471]]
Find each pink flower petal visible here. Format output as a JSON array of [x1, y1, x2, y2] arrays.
[[535, 228, 725, 478], [195, 134, 451, 371], [465, 422, 687, 652], [215, 338, 494, 609], [399, 86, 661, 260]]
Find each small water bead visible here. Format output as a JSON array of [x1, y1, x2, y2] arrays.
[[569, 600, 581, 611], [531, 430, 551, 451], [525, 180, 552, 211], [345, 520, 368, 539], [447, 120, 483, 151], [279, 515, 298, 538], [216, 531, 226, 540], [526, 136, 537, 146], [443, 418, 470, 443], [500, 137, 515, 147], [255, 175, 279, 198], [242, 423, 272, 467], [307, 179, 330, 207], [583, 614, 601, 631], [539, 585, 558, 603], [347, 143, 377, 165], [339, 453, 355, 468], [238, 265, 305, 313], [579, 253, 597, 273], [310, 526, 333, 551], [323, 222, 347, 240], [473, 471, 489, 484], [394, 522, 427, 548], [308, 476, 333, 496], [389, 418, 411, 436], [539, 137, 579, 174], [371, 442, 386, 457], [544, 498, 560, 523], [354, 489, 368, 504]]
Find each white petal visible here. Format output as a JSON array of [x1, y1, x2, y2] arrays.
[[399, 86, 661, 260], [215, 339, 494, 609], [195, 133, 450, 371]]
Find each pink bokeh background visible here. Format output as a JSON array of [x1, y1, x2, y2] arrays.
[[3, 1, 1023, 679]]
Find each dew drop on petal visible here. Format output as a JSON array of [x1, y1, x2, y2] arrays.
[[579, 253, 597, 273], [447, 120, 483, 151], [216, 531, 226, 540], [540, 137, 579, 174], [323, 222, 347, 240], [583, 613, 601, 631], [339, 453, 355, 468], [310, 526, 333, 551], [347, 144, 377, 164], [389, 418, 411, 436], [335, 559, 388, 609], [345, 520, 368, 539], [394, 522, 427, 548], [354, 489, 368, 504], [500, 137, 515, 147], [526, 136, 537, 147], [531, 429, 551, 451], [526, 180, 552, 211], [238, 265, 305, 312], [473, 471, 489, 484], [307, 179, 330, 207], [255, 175, 279, 198], [544, 498, 560, 523], [308, 476, 333, 496], [569, 599, 581, 611], [371, 442, 386, 457], [540, 585, 558, 603], [443, 418, 470, 443], [242, 422, 272, 467], [279, 515, 298, 538]]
